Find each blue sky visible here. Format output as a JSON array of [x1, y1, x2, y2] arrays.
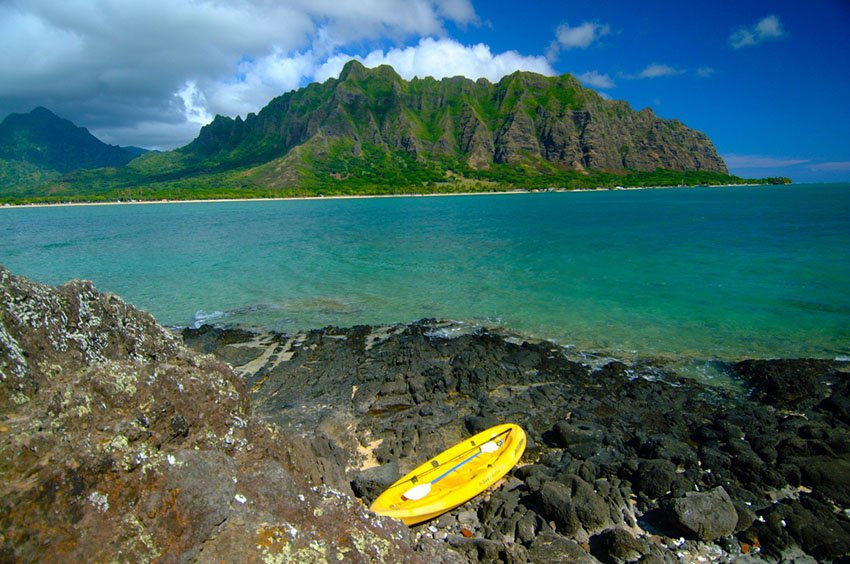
[[453, 0, 850, 182], [1, 0, 848, 181]]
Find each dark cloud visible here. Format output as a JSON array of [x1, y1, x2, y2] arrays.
[[0, 0, 478, 149]]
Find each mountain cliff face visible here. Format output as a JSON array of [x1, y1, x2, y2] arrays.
[[0, 107, 138, 173], [182, 61, 727, 182]]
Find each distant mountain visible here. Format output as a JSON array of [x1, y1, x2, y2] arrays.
[[0, 107, 140, 174], [3, 63, 747, 203], [120, 146, 151, 157]]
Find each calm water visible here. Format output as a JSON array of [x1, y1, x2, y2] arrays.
[[2, 184, 849, 370]]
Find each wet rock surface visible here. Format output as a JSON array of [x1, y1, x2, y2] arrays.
[[0, 267, 455, 563], [183, 321, 850, 563]]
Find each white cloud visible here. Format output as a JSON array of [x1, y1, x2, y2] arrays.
[[619, 63, 684, 80], [433, 0, 478, 24], [729, 15, 786, 49], [205, 50, 319, 119], [638, 64, 682, 79], [697, 67, 716, 78], [176, 82, 213, 126], [314, 37, 555, 83], [576, 71, 615, 89], [722, 154, 809, 169], [554, 21, 610, 50]]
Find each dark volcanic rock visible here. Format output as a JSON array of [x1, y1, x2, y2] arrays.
[[633, 459, 678, 499], [535, 476, 612, 541], [734, 358, 841, 410], [181, 317, 850, 561], [664, 487, 738, 541], [350, 460, 400, 504], [20, 264, 850, 562], [589, 527, 646, 563], [527, 531, 596, 563]]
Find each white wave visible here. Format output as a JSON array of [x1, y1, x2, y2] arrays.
[[191, 309, 226, 328]]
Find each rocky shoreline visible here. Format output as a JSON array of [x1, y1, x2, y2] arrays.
[[2, 267, 849, 562], [183, 320, 850, 563]]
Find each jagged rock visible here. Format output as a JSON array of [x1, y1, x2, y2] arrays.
[[664, 487, 738, 541], [745, 496, 850, 561], [734, 358, 841, 410], [589, 527, 646, 563], [0, 266, 452, 562], [350, 460, 400, 504], [526, 532, 596, 563], [447, 535, 528, 563], [551, 419, 607, 448], [536, 477, 610, 539], [633, 458, 678, 499]]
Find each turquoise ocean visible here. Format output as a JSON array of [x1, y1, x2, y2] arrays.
[[2, 183, 849, 381]]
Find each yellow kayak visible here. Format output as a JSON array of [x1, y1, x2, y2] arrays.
[[369, 423, 526, 525]]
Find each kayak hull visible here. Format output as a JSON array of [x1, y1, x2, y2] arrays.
[[369, 423, 526, 525]]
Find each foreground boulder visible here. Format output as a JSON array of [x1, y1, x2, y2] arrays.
[[664, 487, 738, 541], [0, 266, 455, 562]]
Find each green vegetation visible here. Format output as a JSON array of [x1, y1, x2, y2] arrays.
[[0, 141, 773, 205], [764, 176, 793, 185], [0, 107, 138, 173]]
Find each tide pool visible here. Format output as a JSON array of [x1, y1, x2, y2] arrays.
[[2, 184, 849, 367]]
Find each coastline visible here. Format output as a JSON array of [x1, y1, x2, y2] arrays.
[[0, 182, 769, 209], [3, 265, 850, 562]]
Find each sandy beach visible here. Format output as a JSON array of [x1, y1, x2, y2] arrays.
[[0, 183, 764, 209]]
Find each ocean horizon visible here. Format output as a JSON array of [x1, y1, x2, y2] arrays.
[[2, 183, 849, 383]]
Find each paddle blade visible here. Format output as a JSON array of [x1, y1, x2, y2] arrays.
[[403, 483, 432, 501], [479, 441, 499, 453]]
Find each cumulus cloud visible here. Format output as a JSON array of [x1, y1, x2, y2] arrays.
[[205, 50, 320, 119], [314, 37, 555, 83], [697, 66, 716, 78], [0, 0, 482, 149], [196, 37, 554, 123], [176, 82, 213, 126], [729, 15, 786, 49], [576, 71, 615, 89], [546, 20, 610, 62], [555, 21, 610, 49]]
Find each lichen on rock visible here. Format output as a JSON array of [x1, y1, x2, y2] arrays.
[[0, 266, 442, 562]]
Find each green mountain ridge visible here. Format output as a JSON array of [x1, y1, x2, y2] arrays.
[[176, 61, 729, 183], [0, 107, 139, 171], [1, 62, 786, 203]]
